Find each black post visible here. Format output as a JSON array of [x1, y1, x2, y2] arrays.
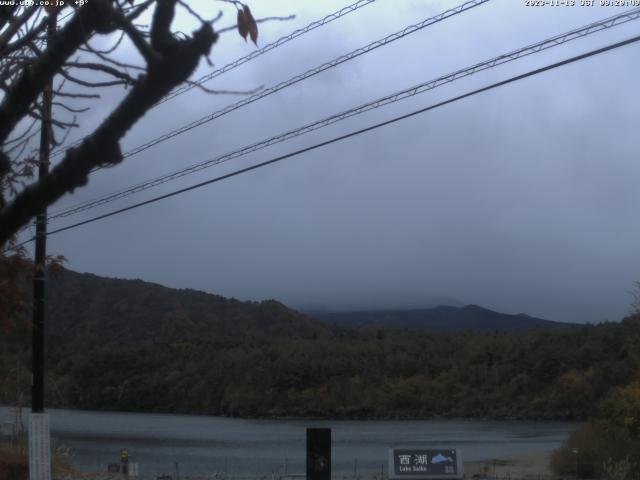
[[32, 12, 55, 415], [306, 428, 331, 480]]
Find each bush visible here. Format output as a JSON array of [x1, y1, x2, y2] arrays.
[[551, 422, 640, 479], [602, 457, 638, 480], [551, 423, 607, 478], [0, 449, 27, 480]]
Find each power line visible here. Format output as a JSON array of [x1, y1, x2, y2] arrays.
[[48, 0, 491, 218], [0, 0, 482, 255], [118, 0, 489, 159], [48, 6, 640, 221], [49, 0, 490, 169], [41, 33, 640, 240], [49, 0, 379, 158], [161, 0, 379, 104]]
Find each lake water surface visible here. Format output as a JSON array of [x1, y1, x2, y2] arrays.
[[0, 407, 581, 477]]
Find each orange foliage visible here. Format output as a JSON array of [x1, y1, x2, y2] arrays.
[[0, 448, 27, 480], [0, 236, 65, 334]]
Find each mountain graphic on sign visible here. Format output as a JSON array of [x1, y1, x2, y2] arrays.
[[431, 453, 454, 464]]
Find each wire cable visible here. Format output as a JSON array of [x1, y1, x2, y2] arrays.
[[48, 6, 640, 221], [48, 0, 379, 158], [161, 0, 379, 104], [48, 0, 492, 218], [118, 0, 489, 159], [49, 0, 490, 166], [41, 33, 640, 240]]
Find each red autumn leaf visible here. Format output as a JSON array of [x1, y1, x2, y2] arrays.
[[243, 5, 258, 46], [237, 8, 249, 42]]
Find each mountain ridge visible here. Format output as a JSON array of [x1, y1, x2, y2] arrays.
[[314, 304, 573, 331], [3, 267, 336, 353], [3, 267, 574, 354]]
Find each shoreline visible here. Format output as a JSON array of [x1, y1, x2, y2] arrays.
[[61, 451, 556, 480], [1, 447, 556, 480], [464, 451, 553, 478], [0, 404, 586, 422]]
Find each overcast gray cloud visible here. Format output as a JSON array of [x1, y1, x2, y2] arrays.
[[28, 0, 640, 324]]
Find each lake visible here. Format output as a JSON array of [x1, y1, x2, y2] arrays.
[[0, 407, 580, 477]]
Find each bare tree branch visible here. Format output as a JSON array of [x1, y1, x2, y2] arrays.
[[51, 102, 90, 114], [0, 14, 47, 57], [53, 90, 101, 99], [79, 30, 126, 56], [0, 4, 218, 245], [0, 5, 38, 54], [79, 42, 146, 74], [126, 0, 155, 22], [65, 61, 139, 84], [28, 109, 79, 129], [217, 15, 295, 35], [0, 0, 121, 144], [0, 5, 19, 32], [59, 67, 132, 88], [150, 0, 177, 51], [178, 0, 213, 26], [112, 9, 159, 64], [186, 80, 263, 96], [60, 62, 136, 87], [2, 117, 38, 147], [0, 0, 279, 249]]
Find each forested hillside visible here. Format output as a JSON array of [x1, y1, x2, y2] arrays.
[[1, 268, 638, 420], [1, 267, 334, 353], [2, 316, 638, 419]]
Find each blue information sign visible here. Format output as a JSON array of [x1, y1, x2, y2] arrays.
[[389, 448, 463, 479]]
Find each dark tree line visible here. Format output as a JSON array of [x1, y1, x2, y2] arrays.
[[2, 314, 638, 420]]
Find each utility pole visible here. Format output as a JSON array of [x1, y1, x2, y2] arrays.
[[32, 6, 55, 418], [30, 10, 56, 480]]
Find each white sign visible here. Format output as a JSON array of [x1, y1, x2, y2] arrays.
[[29, 413, 51, 480]]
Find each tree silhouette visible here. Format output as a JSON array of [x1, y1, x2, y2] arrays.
[[0, 0, 264, 327], [0, 0, 265, 247]]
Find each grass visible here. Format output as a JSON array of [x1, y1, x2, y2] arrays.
[[0, 437, 76, 480], [0, 441, 28, 480]]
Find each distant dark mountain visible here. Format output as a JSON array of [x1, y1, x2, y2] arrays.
[[299, 297, 465, 316], [313, 304, 573, 331], [5, 267, 335, 353], [300, 297, 466, 318]]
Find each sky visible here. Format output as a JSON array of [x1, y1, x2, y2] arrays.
[[20, 0, 640, 324]]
